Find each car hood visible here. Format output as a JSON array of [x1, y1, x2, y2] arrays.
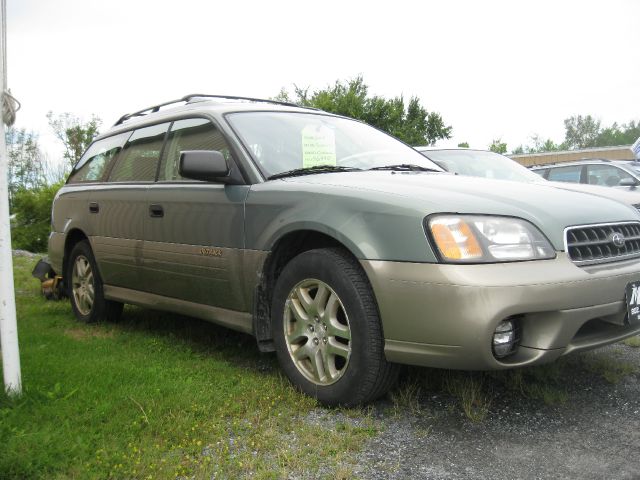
[[282, 171, 640, 249]]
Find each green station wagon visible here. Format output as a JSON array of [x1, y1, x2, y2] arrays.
[[49, 95, 640, 406]]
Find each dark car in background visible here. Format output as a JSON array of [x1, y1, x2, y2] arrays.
[[530, 159, 640, 189]]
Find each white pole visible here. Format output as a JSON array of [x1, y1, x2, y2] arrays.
[[0, 0, 22, 397]]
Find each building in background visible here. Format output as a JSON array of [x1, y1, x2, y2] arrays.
[[510, 145, 635, 167]]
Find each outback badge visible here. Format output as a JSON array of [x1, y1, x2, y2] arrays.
[[200, 247, 223, 257]]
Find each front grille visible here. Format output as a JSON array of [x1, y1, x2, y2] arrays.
[[565, 222, 640, 265], [633, 203, 640, 213]]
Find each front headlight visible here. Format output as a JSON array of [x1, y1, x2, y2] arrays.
[[427, 215, 556, 263]]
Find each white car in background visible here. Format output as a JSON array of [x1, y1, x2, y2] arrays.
[[416, 147, 640, 212]]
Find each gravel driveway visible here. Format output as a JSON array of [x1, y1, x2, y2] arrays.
[[342, 341, 640, 479]]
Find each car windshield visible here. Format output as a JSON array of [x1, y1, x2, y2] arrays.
[[623, 163, 640, 176], [422, 150, 543, 182], [226, 111, 443, 178]]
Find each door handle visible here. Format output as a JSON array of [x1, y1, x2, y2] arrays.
[[149, 204, 164, 218], [89, 202, 99, 213]]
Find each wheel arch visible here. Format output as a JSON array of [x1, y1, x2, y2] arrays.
[[253, 228, 374, 352], [62, 229, 90, 288]]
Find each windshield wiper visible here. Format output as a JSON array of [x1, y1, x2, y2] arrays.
[[368, 164, 442, 172], [268, 165, 362, 180]]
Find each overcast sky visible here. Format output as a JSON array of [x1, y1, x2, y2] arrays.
[[7, 0, 640, 160]]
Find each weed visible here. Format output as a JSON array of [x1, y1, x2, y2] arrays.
[[493, 363, 569, 405], [622, 335, 640, 348], [443, 372, 491, 422], [582, 354, 636, 384], [389, 381, 422, 416]]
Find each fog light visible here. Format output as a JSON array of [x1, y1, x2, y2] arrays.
[[492, 318, 520, 359]]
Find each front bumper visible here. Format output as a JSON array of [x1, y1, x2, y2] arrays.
[[361, 253, 640, 370]]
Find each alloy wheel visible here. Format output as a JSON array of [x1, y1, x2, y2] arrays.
[[283, 279, 352, 385]]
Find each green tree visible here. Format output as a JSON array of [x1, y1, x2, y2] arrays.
[[10, 182, 63, 252], [563, 115, 601, 149], [47, 112, 102, 168], [595, 120, 640, 147], [488, 138, 507, 154], [527, 134, 562, 153], [6, 127, 46, 207], [277, 76, 452, 146], [457, 142, 469, 148], [513, 117, 639, 155]]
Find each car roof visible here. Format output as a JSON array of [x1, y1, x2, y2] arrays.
[[531, 158, 640, 169]]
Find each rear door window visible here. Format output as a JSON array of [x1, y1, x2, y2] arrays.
[[68, 132, 130, 183], [108, 123, 170, 182], [158, 118, 232, 181], [547, 165, 582, 183]]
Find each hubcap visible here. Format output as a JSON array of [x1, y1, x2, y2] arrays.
[[71, 255, 95, 316], [283, 279, 352, 386]]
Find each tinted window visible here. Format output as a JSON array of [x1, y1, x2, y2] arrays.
[[532, 168, 548, 178], [108, 123, 169, 182], [547, 165, 582, 183], [159, 118, 232, 181], [68, 132, 130, 183], [586, 164, 634, 187]]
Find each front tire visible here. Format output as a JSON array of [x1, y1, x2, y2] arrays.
[[67, 240, 123, 323], [272, 248, 399, 406]]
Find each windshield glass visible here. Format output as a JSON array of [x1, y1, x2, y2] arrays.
[[422, 150, 543, 182], [226, 111, 443, 177], [623, 163, 640, 176]]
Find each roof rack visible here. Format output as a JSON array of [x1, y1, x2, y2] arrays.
[[113, 94, 315, 126]]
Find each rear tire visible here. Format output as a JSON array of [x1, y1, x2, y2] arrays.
[[272, 247, 399, 406], [67, 240, 123, 323]]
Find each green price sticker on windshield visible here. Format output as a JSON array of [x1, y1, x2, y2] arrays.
[[302, 125, 336, 168]]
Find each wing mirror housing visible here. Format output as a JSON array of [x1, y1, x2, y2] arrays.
[[179, 150, 242, 184], [619, 177, 638, 188]]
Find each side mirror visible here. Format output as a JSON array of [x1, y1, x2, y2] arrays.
[[179, 150, 230, 182], [619, 177, 638, 188]]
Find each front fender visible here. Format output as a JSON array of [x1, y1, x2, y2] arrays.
[[244, 182, 438, 262]]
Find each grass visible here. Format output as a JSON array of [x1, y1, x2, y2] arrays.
[[443, 372, 491, 422], [395, 341, 637, 422], [582, 354, 637, 384], [3, 255, 639, 477], [0, 256, 377, 479], [394, 364, 569, 423], [622, 335, 640, 348]]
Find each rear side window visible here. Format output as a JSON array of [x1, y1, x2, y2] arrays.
[[158, 118, 232, 181], [547, 165, 582, 183], [108, 123, 170, 182], [68, 132, 130, 183]]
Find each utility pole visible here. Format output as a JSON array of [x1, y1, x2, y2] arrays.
[[0, 0, 22, 397]]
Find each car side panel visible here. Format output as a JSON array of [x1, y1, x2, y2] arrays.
[[49, 185, 94, 273], [142, 184, 250, 311], [88, 184, 147, 289]]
